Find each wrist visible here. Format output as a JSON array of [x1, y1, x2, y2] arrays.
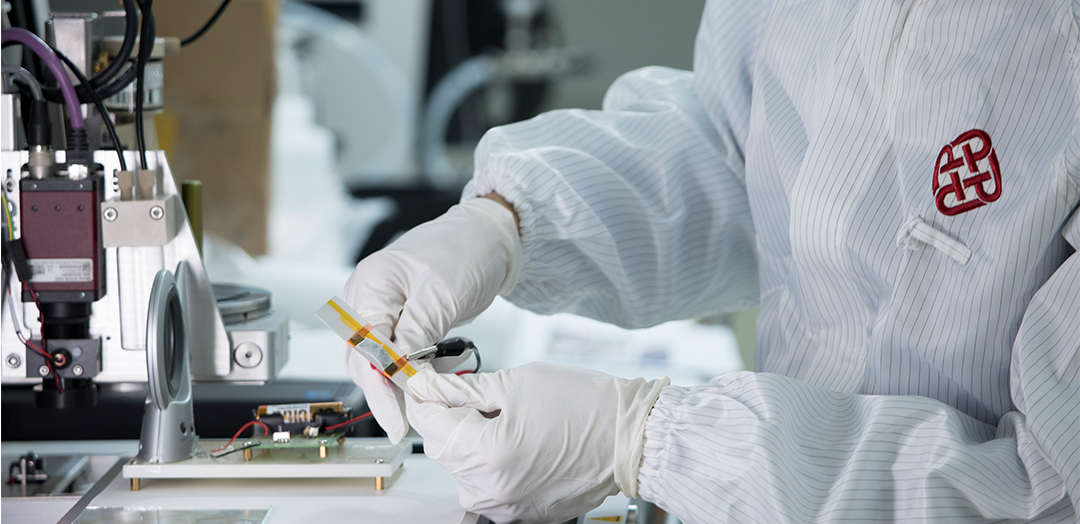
[[480, 192, 520, 229]]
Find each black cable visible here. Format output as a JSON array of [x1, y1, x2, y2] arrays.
[[90, 0, 138, 88], [180, 0, 233, 47], [52, 48, 127, 171], [135, 0, 155, 170], [472, 348, 482, 373], [429, 337, 482, 373], [20, 0, 137, 103], [2, 43, 142, 105], [86, 21, 151, 102]]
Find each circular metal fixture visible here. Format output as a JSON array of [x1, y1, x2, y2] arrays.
[[212, 283, 272, 324], [138, 267, 199, 464], [147, 269, 187, 411]]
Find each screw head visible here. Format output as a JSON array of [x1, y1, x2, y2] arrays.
[[149, 205, 164, 220], [6, 354, 21, 368], [103, 207, 118, 221], [4, 179, 13, 192], [72, 364, 84, 376], [38, 365, 50, 376]]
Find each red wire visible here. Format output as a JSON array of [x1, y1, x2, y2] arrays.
[[27, 286, 42, 341], [325, 411, 373, 432], [7, 288, 61, 391], [212, 420, 271, 453], [211, 412, 373, 454], [25, 286, 59, 392], [319, 370, 474, 433], [215, 372, 480, 453], [7, 289, 49, 359], [17, 330, 49, 359]]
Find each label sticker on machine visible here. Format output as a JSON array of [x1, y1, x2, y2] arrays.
[[314, 296, 417, 390], [28, 258, 94, 282]]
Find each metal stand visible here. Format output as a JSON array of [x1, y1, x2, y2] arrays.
[[130, 266, 198, 488]]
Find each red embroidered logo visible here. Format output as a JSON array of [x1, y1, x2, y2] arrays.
[[933, 129, 1001, 216]]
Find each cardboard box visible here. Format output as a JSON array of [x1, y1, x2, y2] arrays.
[[155, 0, 278, 255]]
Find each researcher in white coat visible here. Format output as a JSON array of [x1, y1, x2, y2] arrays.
[[343, 1, 1080, 522]]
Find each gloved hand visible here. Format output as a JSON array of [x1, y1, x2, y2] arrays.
[[343, 197, 521, 443], [406, 363, 670, 524]]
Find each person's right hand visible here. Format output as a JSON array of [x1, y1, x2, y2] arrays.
[[342, 197, 521, 443], [405, 363, 669, 523]]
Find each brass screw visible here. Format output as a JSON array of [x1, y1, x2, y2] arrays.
[[93, 51, 109, 74]]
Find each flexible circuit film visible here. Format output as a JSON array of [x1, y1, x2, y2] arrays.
[[315, 296, 416, 390]]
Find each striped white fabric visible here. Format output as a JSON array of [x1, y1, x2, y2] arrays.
[[463, 0, 1080, 522]]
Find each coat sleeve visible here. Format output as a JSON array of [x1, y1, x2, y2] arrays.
[[637, 211, 1080, 523], [462, 0, 769, 328]]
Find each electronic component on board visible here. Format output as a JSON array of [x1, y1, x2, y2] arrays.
[[253, 401, 350, 439]]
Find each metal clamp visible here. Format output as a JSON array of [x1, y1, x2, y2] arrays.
[[406, 345, 439, 362]]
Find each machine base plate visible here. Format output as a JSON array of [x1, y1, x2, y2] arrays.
[[122, 438, 407, 483]]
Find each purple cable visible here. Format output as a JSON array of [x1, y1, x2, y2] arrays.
[[1, 28, 84, 129]]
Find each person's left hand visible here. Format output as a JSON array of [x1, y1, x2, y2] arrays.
[[405, 363, 669, 524]]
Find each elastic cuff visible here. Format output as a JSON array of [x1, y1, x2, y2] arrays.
[[637, 385, 689, 502], [615, 377, 671, 498]]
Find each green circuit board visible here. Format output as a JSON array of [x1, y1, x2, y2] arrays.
[[208, 431, 349, 459], [240, 431, 347, 450]]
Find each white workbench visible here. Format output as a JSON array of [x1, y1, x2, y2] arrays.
[[3, 439, 641, 524], [3, 440, 474, 524]]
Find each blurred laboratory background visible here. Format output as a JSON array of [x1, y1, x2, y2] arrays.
[[3, 0, 755, 441]]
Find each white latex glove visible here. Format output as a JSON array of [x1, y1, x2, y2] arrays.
[[343, 198, 521, 443], [406, 363, 670, 524]]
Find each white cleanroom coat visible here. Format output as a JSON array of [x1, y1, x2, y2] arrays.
[[462, 0, 1080, 522]]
